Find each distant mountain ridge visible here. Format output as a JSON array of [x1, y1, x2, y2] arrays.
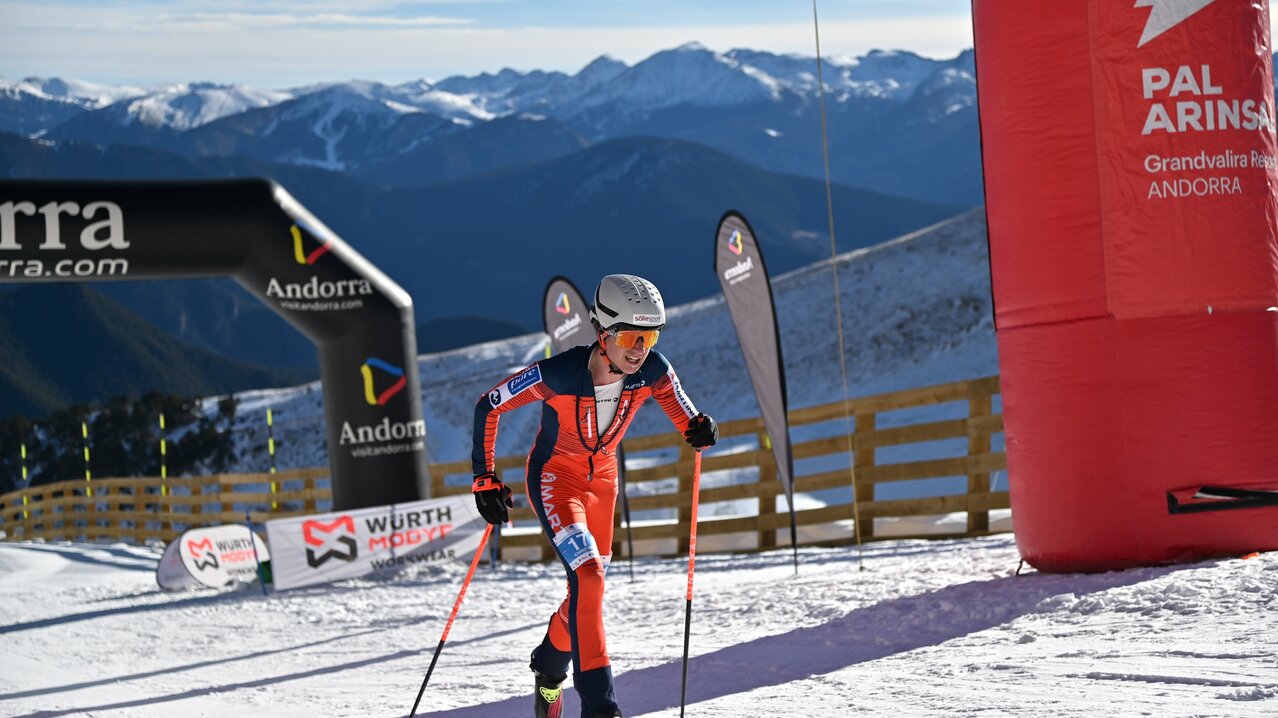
[[0, 284, 307, 418], [4, 44, 982, 204], [0, 129, 961, 340], [0, 44, 979, 417]]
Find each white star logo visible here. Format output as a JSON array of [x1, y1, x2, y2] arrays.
[[1135, 0, 1217, 47]]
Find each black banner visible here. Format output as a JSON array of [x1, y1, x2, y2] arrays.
[[714, 212, 795, 508], [0, 179, 427, 510], [542, 276, 591, 355]]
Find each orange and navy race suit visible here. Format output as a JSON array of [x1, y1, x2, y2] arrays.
[[473, 343, 698, 706]]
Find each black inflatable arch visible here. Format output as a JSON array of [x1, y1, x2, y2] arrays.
[[0, 179, 427, 510]]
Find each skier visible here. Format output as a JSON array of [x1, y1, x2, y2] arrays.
[[472, 274, 718, 718]]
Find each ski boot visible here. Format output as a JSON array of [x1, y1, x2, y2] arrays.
[[533, 669, 567, 718], [590, 710, 622, 717]]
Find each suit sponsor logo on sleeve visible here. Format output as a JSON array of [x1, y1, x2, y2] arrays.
[[507, 365, 542, 394], [488, 388, 503, 407], [668, 370, 697, 418]]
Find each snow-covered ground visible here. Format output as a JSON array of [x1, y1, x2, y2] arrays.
[[2, 536, 1276, 717]]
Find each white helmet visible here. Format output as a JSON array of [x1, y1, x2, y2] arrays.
[[590, 274, 666, 331]]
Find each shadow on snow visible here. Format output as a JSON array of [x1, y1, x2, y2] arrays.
[[417, 564, 1185, 717]]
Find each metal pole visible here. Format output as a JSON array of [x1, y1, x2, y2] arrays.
[[812, 0, 865, 570], [267, 408, 278, 510], [81, 421, 92, 498], [245, 510, 269, 596], [20, 442, 29, 521]]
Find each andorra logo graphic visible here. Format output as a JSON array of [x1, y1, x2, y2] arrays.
[[291, 223, 333, 265], [303, 516, 358, 567], [727, 229, 744, 255], [555, 291, 571, 315], [187, 538, 220, 570], [361, 357, 407, 406]]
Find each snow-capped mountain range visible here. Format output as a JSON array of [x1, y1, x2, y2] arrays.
[[5, 44, 966, 132], [103, 82, 294, 131], [2, 44, 981, 205], [1, 76, 146, 110]]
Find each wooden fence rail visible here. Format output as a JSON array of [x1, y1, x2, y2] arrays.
[[413, 375, 1006, 561], [0, 376, 1008, 560], [0, 468, 329, 544]]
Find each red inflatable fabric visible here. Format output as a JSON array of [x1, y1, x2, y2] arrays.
[[974, 0, 1278, 571]]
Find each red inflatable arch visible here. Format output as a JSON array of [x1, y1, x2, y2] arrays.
[[973, 1, 1278, 571]]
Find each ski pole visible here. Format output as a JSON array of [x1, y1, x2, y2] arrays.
[[409, 523, 494, 717], [245, 510, 268, 596], [678, 449, 703, 717]]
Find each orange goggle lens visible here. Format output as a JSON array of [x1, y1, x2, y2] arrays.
[[607, 328, 659, 349]]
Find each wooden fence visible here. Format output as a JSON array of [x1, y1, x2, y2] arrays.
[[0, 468, 329, 544], [424, 374, 1007, 561], [0, 376, 1008, 559]]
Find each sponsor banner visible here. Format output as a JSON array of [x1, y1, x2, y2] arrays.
[[1093, 0, 1278, 319], [264, 222, 372, 313], [977, 0, 1278, 327], [0, 199, 130, 279], [333, 353, 428, 485], [156, 525, 270, 591], [265, 494, 485, 591], [543, 276, 591, 354], [714, 212, 794, 499], [0, 179, 429, 512]]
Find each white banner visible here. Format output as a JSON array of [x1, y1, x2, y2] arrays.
[[265, 494, 486, 591], [156, 525, 270, 591]]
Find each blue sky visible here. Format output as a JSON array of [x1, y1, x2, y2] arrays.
[[0, 0, 974, 87]]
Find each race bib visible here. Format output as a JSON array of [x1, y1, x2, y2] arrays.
[[553, 523, 601, 571]]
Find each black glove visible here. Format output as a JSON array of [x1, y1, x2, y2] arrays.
[[683, 413, 718, 449], [472, 472, 513, 525]]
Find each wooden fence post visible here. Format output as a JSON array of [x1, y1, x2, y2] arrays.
[[305, 471, 318, 514], [164, 476, 175, 535], [853, 412, 876, 541], [757, 430, 777, 550], [26, 487, 39, 539], [967, 391, 993, 534], [677, 442, 694, 555]]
